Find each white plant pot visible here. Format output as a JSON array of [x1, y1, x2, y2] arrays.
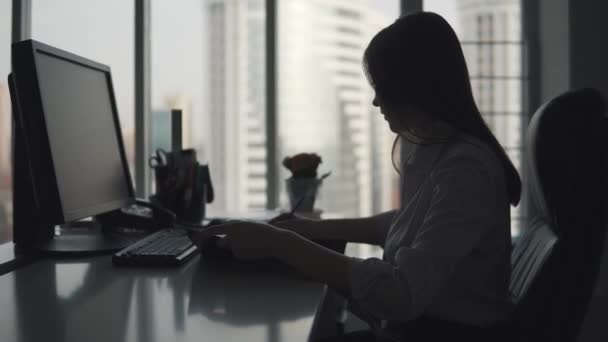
[[285, 177, 320, 212]]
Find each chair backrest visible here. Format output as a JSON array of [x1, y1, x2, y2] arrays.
[[508, 88, 607, 341]]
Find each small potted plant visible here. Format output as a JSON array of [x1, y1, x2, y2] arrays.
[[283, 153, 329, 213]]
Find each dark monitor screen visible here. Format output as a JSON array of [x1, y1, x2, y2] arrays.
[[34, 50, 131, 221]]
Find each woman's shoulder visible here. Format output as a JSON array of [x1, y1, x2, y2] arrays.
[[436, 132, 504, 178]]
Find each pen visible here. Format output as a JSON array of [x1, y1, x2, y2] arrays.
[[289, 171, 332, 215], [289, 192, 308, 216]]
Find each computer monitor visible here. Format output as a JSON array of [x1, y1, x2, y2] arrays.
[[10, 40, 136, 253]]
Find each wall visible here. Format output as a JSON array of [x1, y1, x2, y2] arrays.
[[568, 0, 608, 98], [537, 0, 608, 103]]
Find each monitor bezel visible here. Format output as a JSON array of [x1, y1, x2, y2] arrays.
[[12, 39, 135, 224]]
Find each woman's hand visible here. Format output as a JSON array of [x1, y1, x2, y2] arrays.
[[190, 220, 353, 298], [189, 220, 291, 261]]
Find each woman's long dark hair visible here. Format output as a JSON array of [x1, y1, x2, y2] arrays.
[[364, 12, 521, 206]]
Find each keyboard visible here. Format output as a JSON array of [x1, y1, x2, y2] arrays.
[[112, 228, 198, 266]]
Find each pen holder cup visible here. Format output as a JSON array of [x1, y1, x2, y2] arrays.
[[285, 177, 319, 213], [151, 159, 214, 224]]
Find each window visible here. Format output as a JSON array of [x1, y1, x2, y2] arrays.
[[0, 1, 12, 244], [424, 0, 524, 236], [201, 0, 267, 213], [150, 0, 206, 193], [32, 0, 136, 172], [277, 0, 401, 217]]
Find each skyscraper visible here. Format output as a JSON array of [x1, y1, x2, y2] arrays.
[[207, 0, 267, 212], [456, 0, 522, 156]]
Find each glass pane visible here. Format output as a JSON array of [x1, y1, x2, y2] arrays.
[[32, 0, 135, 172], [0, 1, 12, 244], [278, 0, 401, 217], [150, 0, 206, 193], [425, 0, 523, 236], [462, 43, 522, 78], [199, 0, 267, 212], [506, 147, 521, 172], [492, 114, 522, 149], [471, 78, 522, 115]]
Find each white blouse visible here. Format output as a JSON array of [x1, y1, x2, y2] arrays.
[[348, 131, 514, 336]]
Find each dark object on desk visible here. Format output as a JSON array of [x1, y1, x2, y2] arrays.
[[504, 88, 607, 342], [9, 40, 151, 255], [113, 228, 198, 266], [199, 234, 345, 262], [96, 199, 176, 232], [150, 148, 214, 223], [199, 235, 235, 260], [171, 108, 183, 152]]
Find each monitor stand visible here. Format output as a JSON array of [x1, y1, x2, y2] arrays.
[[36, 225, 137, 256], [13, 225, 138, 257]]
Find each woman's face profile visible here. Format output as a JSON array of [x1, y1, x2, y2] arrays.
[[373, 93, 399, 132], [373, 93, 435, 139], [373, 93, 415, 134]]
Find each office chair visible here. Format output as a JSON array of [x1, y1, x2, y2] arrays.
[[508, 88, 608, 341]]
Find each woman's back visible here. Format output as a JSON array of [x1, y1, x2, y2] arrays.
[[348, 125, 513, 340]]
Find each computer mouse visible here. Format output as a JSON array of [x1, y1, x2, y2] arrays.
[[199, 235, 235, 260]]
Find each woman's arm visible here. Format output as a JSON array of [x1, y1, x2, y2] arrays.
[[274, 210, 396, 245], [190, 221, 357, 298], [274, 229, 355, 298]]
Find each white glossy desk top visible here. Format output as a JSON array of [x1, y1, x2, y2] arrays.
[[0, 255, 326, 342]]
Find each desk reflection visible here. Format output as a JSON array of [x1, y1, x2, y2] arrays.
[[0, 255, 325, 342], [10, 258, 135, 342], [189, 259, 321, 342]]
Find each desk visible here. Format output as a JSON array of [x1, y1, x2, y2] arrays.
[[0, 243, 38, 275], [0, 254, 329, 342]]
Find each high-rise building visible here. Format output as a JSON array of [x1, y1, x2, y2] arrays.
[[456, 0, 521, 155], [207, 0, 267, 212], [207, 0, 397, 215]]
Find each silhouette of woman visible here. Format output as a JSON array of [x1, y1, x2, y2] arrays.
[[191, 11, 521, 342]]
